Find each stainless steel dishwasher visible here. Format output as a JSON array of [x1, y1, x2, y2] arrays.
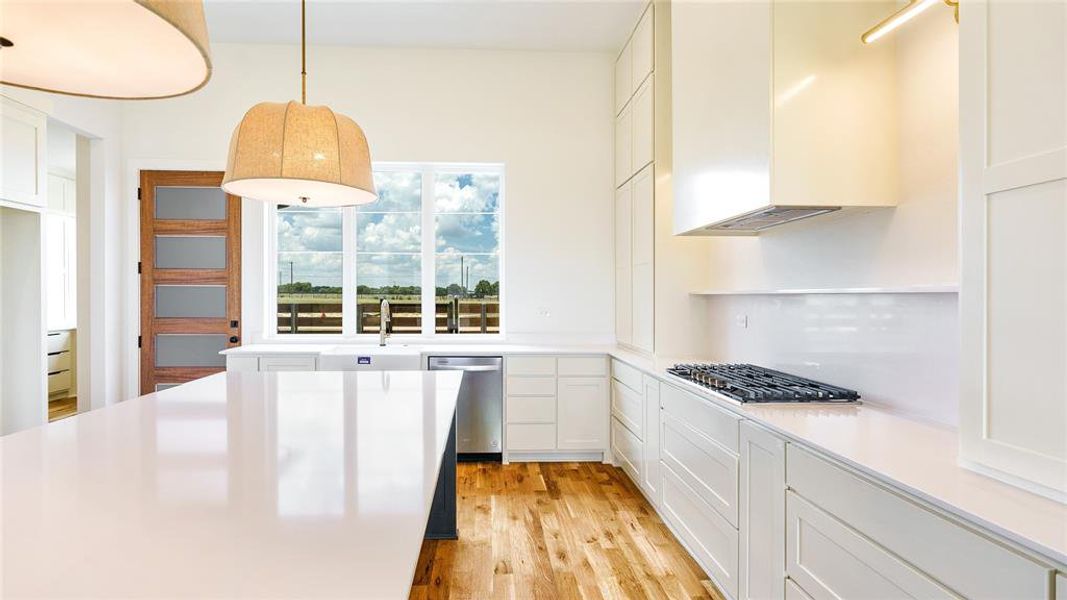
[[428, 356, 502, 460]]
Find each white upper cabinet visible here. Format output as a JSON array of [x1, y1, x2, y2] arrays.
[[670, 1, 899, 235], [615, 183, 634, 345], [615, 40, 632, 115], [0, 97, 47, 211], [615, 105, 633, 188], [631, 5, 654, 90], [959, 0, 1067, 499], [631, 76, 654, 175], [630, 167, 654, 351]]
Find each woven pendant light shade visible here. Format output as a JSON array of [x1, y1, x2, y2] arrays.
[[0, 0, 211, 99], [222, 101, 377, 207]]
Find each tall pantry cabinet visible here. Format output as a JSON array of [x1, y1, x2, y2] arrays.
[[959, 0, 1067, 500], [615, 3, 655, 353]]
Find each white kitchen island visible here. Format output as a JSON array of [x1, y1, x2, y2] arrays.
[[0, 370, 463, 599]]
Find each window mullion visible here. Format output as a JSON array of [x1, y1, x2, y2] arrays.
[[421, 167, 435, 336], [342, 206, 357, 337]]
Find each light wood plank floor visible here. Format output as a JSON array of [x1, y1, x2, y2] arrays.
[[410, 462, 724, 600], [48, 396, 77, 422]]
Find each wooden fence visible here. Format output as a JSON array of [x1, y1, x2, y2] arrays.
[[277, 299, 500, 334]]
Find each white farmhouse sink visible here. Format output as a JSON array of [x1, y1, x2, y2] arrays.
[[317, 346, 423, 371]]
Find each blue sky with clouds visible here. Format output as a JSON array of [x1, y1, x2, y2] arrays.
[[278, 170, 500, 289]]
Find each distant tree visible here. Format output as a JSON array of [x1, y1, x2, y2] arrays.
[[446, 283, 466, 297], [490, 281, 499, 296], [473, 279, 494, 298]]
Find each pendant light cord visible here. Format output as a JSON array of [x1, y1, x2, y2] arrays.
[[300, 0, 307, 104]]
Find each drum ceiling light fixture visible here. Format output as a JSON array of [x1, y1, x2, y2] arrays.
[[221, 0, 376, 207], [0, 0, 211, 99]]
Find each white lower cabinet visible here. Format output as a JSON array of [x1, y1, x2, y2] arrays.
[[787, 446, 1053, 599], [557, 376, 608, 450], [641, 375, 660, 503], [739, 421, 786, 600], [1057, 573, 1066, 600], [785, 578, 814, 600], [661, 463, 739, 599], [505, 355, 608, 458]]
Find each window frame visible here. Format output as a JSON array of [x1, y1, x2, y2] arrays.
[[264, 161, 505, 341]]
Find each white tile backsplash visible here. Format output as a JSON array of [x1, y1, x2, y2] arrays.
[[704, 292, 959, 427]]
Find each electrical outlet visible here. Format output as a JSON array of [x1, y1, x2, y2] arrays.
[[735, 314, 748, 329], [537, 307, 552, 318]]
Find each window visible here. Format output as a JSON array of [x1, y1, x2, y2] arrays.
[[273, 164, 502, 336]]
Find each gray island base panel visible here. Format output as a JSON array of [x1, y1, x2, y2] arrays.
[[0, 370, 463, 599]]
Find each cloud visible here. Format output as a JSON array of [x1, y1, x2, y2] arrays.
[[435, 173, 500, 213], [277, 252, 342, 286], [357, 213, 421, 252], [278, 209, 342, 252]]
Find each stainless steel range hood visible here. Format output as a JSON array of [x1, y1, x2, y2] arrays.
[[699, 205, 841, 234]]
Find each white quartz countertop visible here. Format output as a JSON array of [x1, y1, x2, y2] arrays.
[[0, 370, 463, 599], [222, 343, 1067, 567]]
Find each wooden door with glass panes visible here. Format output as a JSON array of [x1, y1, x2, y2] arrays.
[[140, 170, 241, 394]]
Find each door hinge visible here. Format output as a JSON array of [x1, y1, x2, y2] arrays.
[[137, 187, 142, 200], [137, 261, 142, 274], [137, 335, 142, 348]]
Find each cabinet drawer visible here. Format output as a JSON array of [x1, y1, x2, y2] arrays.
[[506, 395, 555, 424], [787, 492, 953, 599], [661, 412, 739, 527], [506, 423, 556, 451], [46, 331, 72, 353], [787, 446, 1052, 599], [661, 463, 739, 599], [612, 416, 642, 484], [611, 379, 644, 439], [47, 351, 71, 373], [47, 370, 71, 394], [661, 384, 740, 452], [557, 356, 608, 377], [506, 356, 556, 376], [611, 358, 643, 393], [258, 356, 317, 371], [506, 376, 556, 396]]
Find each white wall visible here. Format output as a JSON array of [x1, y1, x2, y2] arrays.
[[699, 9, 961, 424], [121, 43, 615, 345]]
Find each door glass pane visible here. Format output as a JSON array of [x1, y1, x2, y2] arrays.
[[355, 171, 422, 334], [155, 383, 181, 391], [156, 285, 227, 318], [155, 334, 228, 367], [156, 236, 227, 269], [277, 206, 343, 334], [434, 172, 501, 334], [155, 187, 227, 220]]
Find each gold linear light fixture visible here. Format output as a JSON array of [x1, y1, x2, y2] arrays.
[[221, 0, 376, 207], [862, 0, 959, 44], [0, 0, 211, 100]]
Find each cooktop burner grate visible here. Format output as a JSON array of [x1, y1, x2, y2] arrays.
[[666, 363, 861, 403]]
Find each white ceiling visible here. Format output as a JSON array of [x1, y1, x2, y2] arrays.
[[204, 0, 644, 52]]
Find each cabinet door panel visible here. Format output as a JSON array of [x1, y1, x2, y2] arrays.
[[615, 105, 633, 187], [615, 184, 633, 344], [611, 379, 643, 438], [557, 377, 608, 450], [632, 77, 654, 173], [1, 99, 46, 208], [661, 464, 739, 599], [641, 376, 661, 503], [631, 5, 654, 88], [739, 421, 786, 600], [615, 41, 632, 115], [786, 492, 955, 600], [662, 412, 739, 527], [612, 416, 642, 483]]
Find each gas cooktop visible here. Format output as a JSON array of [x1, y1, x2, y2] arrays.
[[666, 363, 861, 404]]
